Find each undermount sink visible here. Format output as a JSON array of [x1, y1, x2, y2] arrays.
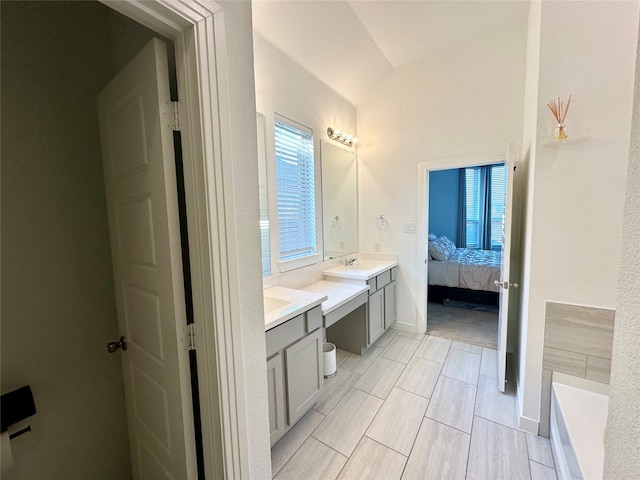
[[263, 296, 290, 313]]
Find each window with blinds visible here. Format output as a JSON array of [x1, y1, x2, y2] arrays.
[[464, 163, 507, 250], [275, 117, 317, 261]]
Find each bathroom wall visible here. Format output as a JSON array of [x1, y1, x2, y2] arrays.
[[357, 24, 527, 329], [252, 33, 357, 275], [517, 0, 639, 433], [0, 2, 164, 477], [604, 19, 640, 478]]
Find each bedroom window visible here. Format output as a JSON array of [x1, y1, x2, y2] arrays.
[[464, 164, 506, 250], [274, 116, 317, 264]]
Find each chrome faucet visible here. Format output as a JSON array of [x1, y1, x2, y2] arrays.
[[344, 257, 357, 267]]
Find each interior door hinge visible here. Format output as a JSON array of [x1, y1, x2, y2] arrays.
[[168, 101, 180, 131], [187, 323, 196, 351]]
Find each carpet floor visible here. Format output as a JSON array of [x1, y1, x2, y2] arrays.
[[426, 301, 498, 349]]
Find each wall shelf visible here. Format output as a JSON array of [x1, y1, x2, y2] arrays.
[[538, 134, 591, 147]]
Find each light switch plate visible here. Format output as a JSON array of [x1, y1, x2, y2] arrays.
[[404, 222, 416, 233]]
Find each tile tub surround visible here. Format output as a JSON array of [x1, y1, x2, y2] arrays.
[[539, 301, 614, 437], [271, 332, 558, 479]]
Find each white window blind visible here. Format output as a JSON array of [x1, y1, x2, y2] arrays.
[[465, 167, 482, 249], [490, 164, 507, 249], [275, 118, 316, 261], [464, 163, 506, 250]]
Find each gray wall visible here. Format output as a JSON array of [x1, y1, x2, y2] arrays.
[[1, 2, 167, 478], [428, 169, 460, 245]]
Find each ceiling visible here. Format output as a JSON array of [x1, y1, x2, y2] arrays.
[[252, 0, 530, 105]]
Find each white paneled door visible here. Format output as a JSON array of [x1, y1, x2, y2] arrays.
[[497, 143, 517, 393], [97, 38, 194, 480]]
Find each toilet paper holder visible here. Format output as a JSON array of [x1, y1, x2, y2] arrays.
[[1, 385, 36, 439]]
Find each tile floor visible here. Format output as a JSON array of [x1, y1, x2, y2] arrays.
[[271, 328, 558, 480]]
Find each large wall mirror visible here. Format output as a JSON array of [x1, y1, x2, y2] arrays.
[[257, 112, 271, 276], [322, 141, 358, 260]]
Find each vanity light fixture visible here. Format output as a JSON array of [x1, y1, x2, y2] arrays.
[[327, 127, 357, 147]]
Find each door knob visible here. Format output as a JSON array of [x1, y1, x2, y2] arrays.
[[107, 336, 127, 353], [494, 280, 519, 289]]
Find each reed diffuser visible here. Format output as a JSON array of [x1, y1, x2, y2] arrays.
[[547, 95, 572, 140]]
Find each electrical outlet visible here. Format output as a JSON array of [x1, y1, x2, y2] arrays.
[[374, 243, 380, 252], [404, 222, 416, 233]]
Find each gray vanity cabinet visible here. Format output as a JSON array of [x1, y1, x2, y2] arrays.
[[384, 280, 396, 328], [366, 267, 398, 346], [368, 288, 385, 345], [266, 352, 286, 445], [266, 306, 324, 446], [285, 327, 323, 424]]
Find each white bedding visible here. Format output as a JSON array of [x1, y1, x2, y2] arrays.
[[428, 248, 502, 292]]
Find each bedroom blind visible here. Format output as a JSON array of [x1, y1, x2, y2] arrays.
[[464, 163, 506, 250], [275, 117, 317, 261]]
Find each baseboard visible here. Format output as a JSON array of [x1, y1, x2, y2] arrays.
[[391, 321, 418, 333], [519, 414, 539, 434]]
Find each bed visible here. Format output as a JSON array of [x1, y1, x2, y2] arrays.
[[427, 236, 502, 306]]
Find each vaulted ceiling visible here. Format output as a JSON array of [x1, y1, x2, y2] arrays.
[[252, 0, 530, 105]]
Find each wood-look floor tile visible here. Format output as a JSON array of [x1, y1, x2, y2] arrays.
[[337, 436, 407, 480], [381, 335, 421, 364], [475, 374, 518, 429], [312, 388, 383, 457], [374, 327, 400, 348], [425, 376, 476, 433], [354, 356, 406, 399], [395, 356, 441, 398], [467, 416, 530, 480], [314, 368, 360, 415], [337, 345, 384, 375], [480, 347, 498, 378], [366, 387, 429, 456], [271, 409, 325, 476], [273, 437, 347, 480], [442, 348, 481, 385], [401, 418, 470, 480], [451, 340, 482, 354], [526, 434, 555, 468], [414, 335, 451, 363], [530, 460, 558, 480]]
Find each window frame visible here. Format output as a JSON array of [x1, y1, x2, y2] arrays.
[[273, 114, 322, 272]]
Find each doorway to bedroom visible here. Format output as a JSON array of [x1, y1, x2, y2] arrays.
[[417, 147, 519, 392], [426, 163, 507, 350]]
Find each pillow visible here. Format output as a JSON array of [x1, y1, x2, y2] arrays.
[[439, 236, 457, 252], [428, 238, 448, 261], [429, 236, 457, 261], [428, 233, 437, 241]]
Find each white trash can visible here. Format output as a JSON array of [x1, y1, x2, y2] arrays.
[[323, 343, 337, 378]]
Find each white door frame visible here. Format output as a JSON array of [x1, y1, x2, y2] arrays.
[[416, 153, 506, 334], [101, 1, 251, 478]]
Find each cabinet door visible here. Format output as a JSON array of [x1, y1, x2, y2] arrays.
[[384, 281, 397, 328], [285, 328, 324, 425], [369, 288, 385, 345], [267, 353, 286, 446]]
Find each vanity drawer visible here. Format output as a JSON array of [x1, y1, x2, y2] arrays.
[[390, 266, 397, 281], [367, 277, 377, 292], [266, 314, 305, 357], [376, 270, 392, 290], [306, 306, 323, 332]]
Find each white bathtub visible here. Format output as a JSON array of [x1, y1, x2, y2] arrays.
[[550, 373, 609, 480]]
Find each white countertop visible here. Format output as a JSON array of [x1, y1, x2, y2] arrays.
[[263, 286, 327, 331], [323, 259, 398, 281], [300, 280, 369, 315]]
